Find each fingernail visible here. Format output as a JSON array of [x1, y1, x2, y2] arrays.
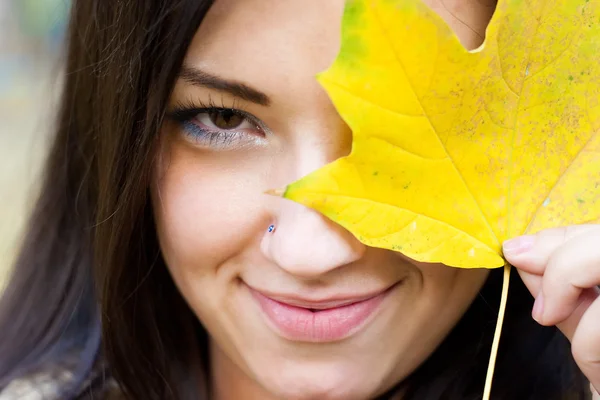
[[532, 293, 544, 323], [503, 235, 536, 256]]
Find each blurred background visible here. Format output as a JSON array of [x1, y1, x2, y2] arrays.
[[0, 0, 69, 287]]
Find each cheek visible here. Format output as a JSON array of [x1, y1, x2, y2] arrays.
[[150, 138, 278, 372], [151, 139, 270, 274], [369, 264, 489, 385], [419, 263, 489, 316], [416, 264, 490, 347], [398, 263, 489, 355]]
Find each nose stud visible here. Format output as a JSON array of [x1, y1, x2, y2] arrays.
[[267, 224, 276, 233]]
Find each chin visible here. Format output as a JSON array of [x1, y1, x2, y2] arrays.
[[254, 360, 388, 400]]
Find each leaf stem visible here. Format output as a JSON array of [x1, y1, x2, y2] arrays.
[[483, 263, 511, 400], [264, 188, 286, 197]]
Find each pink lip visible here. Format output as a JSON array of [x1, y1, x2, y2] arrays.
[[249, 284, 397, 343]]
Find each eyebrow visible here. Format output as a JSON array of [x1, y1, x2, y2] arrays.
[[179, 65, 271, 106]]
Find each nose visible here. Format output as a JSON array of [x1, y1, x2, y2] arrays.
[[261, 199, 366, 279], [259, 72, 363, 278]]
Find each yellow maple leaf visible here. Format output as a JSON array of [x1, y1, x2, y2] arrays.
[[282, 0, 600, 269]]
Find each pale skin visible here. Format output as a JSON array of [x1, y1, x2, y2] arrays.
[[151, 0, 600, 399], [505, 226, 600, 398]]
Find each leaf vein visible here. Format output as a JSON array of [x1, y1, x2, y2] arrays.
[[525, 95, 600, 233], [299, 190, 497, 254], [371, 3, 500, 248], [495, 36, 519, 96], [321, 79, 426, 118], [506, 0, 550, 237], [420, 232, 462, 257], [368, 136, 449, 161], [524, 33, 578, 82], [365, 216, 419, 240], [483, 99, 514, 130]]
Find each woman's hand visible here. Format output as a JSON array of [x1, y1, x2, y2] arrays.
[[503, 225, 600, 396]]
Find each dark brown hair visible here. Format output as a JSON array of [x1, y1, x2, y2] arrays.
[[0, 1, 589, 399]]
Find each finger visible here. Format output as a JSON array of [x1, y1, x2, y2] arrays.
[[515, 268, 597, 339], [571, 296, 600, 393], [515, 268, 541, 297], [503, 225, 598, 275], [538, 229, 600, 326], [591, 383, 600, 400], [556, 288, 598, 340]]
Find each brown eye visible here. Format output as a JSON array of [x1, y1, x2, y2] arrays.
[[195, 108, 258, 133], [208, 109, 245, 130], [180, 107, 266, 150]]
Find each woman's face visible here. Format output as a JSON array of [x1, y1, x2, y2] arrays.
[[153, 0, 494, 399]]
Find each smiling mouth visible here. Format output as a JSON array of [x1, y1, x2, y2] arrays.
[[248, 283, 399, 343]]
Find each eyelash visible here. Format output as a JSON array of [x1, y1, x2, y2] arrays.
[[166, 99, 266, 149]]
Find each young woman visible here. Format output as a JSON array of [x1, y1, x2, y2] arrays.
[[0, 0, 598, 399]]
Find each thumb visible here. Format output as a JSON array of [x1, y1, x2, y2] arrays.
[[503, 225, 597, 277]]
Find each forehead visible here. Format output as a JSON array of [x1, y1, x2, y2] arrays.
[[183, 0, 346, 84]]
